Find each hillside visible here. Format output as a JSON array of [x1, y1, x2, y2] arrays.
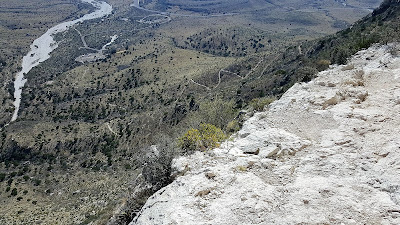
[[131, 43, 400, 225], [1, 0, 399, 224], [231, 0, 400, 101]]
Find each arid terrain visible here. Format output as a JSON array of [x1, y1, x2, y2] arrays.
[[2, 0, 397, 224], [133, 42, 400, 225]]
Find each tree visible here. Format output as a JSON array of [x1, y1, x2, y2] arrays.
[[11, 188, 17, 196]]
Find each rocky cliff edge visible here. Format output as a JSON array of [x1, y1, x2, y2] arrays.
[[131, 44, 400, 225]]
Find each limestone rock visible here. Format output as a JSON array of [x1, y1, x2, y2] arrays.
[[130, 44, 400, 225]]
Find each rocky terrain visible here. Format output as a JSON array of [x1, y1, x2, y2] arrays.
[[2, 0, 400, 223], [131, 43, 400, 225]]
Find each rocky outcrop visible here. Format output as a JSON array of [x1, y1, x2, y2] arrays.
[[130, 44, 400, 225]]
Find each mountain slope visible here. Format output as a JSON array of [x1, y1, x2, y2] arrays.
[[0, 0, 398, 224], [234, 0, 400, 101], [131, 43, 400, 224]]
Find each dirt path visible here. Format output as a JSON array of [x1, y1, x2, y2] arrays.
[[106, 122, 119, 136], [190, 57, 264, 90], [190, 79, 211, 90], [74, 28, 97, 51]]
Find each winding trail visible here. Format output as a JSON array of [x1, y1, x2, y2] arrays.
[[137, 14, 172, 25], [106, 122, 119, 136], [298, 45, 303, 55], [190, 57, 264, 90], [131, 0, 240, 92], [10, 0, 113, 122], [74, 28, 97, 51], [190, 79, 211, 90], [242, 57, 264, 79], [74, 26, 118, 63]]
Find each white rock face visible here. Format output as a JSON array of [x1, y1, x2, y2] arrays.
[[131, 44, 400, 225]]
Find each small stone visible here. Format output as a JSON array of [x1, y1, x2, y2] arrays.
[[240, 132, 251, 138], [247, 161, 256, 168], [195, 189, 211, 197], [244, 148, 260, 155], [205, 172, 216, 180]]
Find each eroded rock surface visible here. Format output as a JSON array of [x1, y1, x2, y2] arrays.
[[131, 44, 400, 225]]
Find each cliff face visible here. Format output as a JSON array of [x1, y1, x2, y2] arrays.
[[131, 43, 400, 225]]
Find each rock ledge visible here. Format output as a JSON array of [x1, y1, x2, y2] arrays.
[[131, 44, 400, 225]]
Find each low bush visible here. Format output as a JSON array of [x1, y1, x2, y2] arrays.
[[0, 173, 5, 182], [249, 97, 275, 111], [178, 123, 226, 152], [316, 59, 331, 71], [226, 120, 240, 133], [11, 188, 17, 196]]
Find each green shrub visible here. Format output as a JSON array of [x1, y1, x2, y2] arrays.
[[178, 123, 226, 152], [226, 120, 240, 133], [178, 128, 201, 151], [23, 175, 30, 181], [316, 59, 331, 71], [0, 173, 5, 182], [32, 179, 41, 186], [124, 164, 132, 170], [7, 178, 13, 186], [11, 188, 17, 196], [187, 97, 237, 130], [249, 97, 275, 111], [297, 66, 319, 82]]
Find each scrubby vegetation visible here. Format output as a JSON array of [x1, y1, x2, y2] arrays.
[[178, 123, 226, 152], [249, 97, 275, 112], [235, 0, 400, 102]]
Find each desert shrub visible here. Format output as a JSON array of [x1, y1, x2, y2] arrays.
[[178, 123, 226, 152], [249, 97, 275, 111], [226, 120, 240, 133], [297, 66, 319, 82], [32, 179, 41, 186], [141, 135, 177, 188], [11, 188, 17, 196], [0, 173, 5, 182], [124, 164, 132, 170], [275, 69, 287, 75], [188, 97, 237, 130], [178, 128, 201, 152], [316, 59, 331, 71]]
